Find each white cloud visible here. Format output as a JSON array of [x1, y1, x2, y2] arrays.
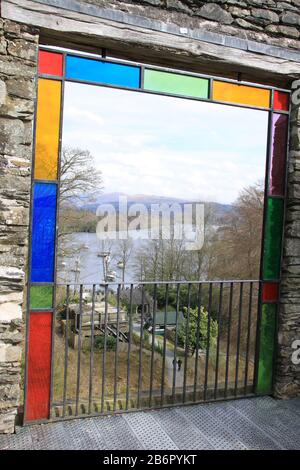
[[62, 82, 268, 204]]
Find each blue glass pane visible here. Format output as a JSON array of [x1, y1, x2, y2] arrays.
[[30, 183, 57, 282], [66, 55, 141, 89]]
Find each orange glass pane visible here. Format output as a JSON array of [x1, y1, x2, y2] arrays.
[[34, 79, 61, 180], [213, 81, 270, 108]]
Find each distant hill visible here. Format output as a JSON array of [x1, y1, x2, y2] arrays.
[[79, 192, 233, 221]]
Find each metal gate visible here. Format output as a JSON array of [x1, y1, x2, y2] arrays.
[[29, 280, 262, 422], [23, 46, 290, 423]]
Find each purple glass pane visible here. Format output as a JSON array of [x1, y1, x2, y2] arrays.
[[269, 113, 288, 196]]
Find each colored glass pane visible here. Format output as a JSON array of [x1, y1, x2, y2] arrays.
[[30, 285, 53, 309], [35, 79, 61, 180], [269, 113, 288, 196], [263, 197, 284, 280], [262, 282, 279, 302], [213, 81, 270, 108], [38, 50, 63, 77], [30, 183, 57, 283], [257, 304, 276, 394], [144, 69, 209, 99], [274, 90, 289, 112], [66, 55, 140, 89], [26, 312, 52, 421]]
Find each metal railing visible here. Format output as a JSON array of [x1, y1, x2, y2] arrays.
[[50, 280, 260, 420]]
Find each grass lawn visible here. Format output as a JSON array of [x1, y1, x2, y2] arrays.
[[52, 324, 167, 407]]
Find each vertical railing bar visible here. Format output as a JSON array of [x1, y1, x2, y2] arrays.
[[125, 284, 133, 410], [183, 283, 191, 403], [161, 283, 169, 406], [113, 284, 121, 411], [88, 284, 96, 415], [75, 284, 83, 416], [101, 284, 108, 413], [137, 284, 145, 409], [172, 283, 180, 404], [235, 282, 243, 397], [204, 283, 213, 401], [149, 283, 157, 407], [193, 283, 202, 402], [225, 282, 234, 398], [62, 284, 70, 418], [214, 282, 223, 400], [244, 281, 253, 394]]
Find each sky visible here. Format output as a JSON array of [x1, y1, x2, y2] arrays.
[[62, 81, 269, 204]]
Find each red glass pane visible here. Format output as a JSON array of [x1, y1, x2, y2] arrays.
[[38, 50, 63, 77], [274, 91, 289, 111], [262, 282, 279, 302], [25, 312, 52, 421], [269, 113, 288, 196]]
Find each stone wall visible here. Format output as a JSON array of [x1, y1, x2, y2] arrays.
[[85, 0, 300, 49], [0, 0, 299, 434], [0, 18, 38, 433]]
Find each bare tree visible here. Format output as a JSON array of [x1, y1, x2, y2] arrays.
[[210, 181, 264, 280], [59, 146, 103, 205], [133, 182, 264, 283], [57, 147, 103, 278], [58, 146, 103, 236], [115, 238, 134, 284]]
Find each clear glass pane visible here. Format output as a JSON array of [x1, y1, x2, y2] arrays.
[[49, 81, 269, 413]]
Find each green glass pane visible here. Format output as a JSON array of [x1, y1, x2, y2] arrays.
[[257, 304, 276, 394], [144, 69, 209, 99], [30, 285, 53, 309], [263, 197, 284, 280]]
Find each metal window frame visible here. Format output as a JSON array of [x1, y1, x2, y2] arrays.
[[24, 44, 291, 423]]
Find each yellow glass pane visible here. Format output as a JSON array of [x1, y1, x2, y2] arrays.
[[213, 81, 270, 108], [35, 79, 61, 180]]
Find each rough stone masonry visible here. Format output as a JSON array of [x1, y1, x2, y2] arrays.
[[0, 0, 300, 433], [85, 0, 300, 49], [0, 18, 38, 433]]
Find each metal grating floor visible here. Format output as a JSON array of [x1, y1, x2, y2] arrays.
[[1, 397, 300, 450]]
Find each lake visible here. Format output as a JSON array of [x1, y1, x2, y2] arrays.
[[58, 232, 139, 285]]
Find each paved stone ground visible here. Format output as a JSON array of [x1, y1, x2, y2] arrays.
[[0, 396, 299, 450]]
